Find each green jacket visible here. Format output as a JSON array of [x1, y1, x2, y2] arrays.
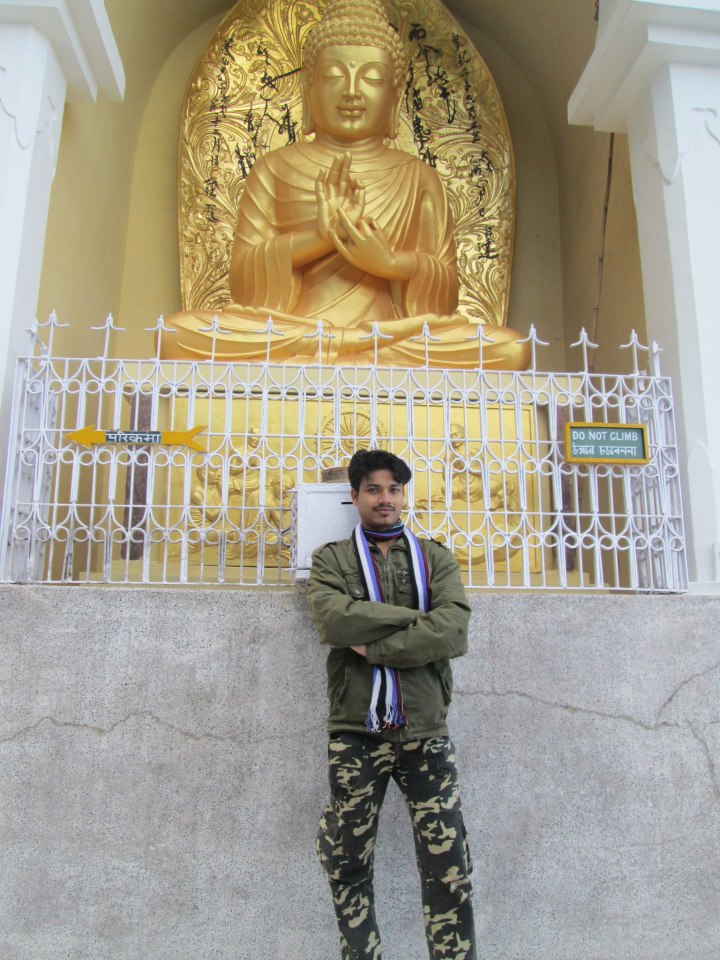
[[309, 535, 471, 741]]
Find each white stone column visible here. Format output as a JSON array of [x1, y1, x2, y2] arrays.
[[569, 0, 720, 592], [0, 1, 123, 493], [0, 25, 66, 410]]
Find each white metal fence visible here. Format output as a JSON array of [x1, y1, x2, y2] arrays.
[[0, 317, 687, 591]]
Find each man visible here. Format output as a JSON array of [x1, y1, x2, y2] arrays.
[[309, 449, 476, 960]]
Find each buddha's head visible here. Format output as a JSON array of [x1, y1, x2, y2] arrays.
[[301, 0, 406, 141]]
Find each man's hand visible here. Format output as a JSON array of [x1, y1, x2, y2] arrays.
[[350, 644, 367, 658]]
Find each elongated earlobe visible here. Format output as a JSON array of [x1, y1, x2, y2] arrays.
[[301, 72, 315, 136], [387, 93, 402, 140]]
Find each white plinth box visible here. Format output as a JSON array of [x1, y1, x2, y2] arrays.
[[293, 483, 357, 577]]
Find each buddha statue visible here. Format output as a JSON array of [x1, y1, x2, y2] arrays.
[[160, 0, 530, 370]]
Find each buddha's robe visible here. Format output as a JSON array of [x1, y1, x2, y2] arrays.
[[161, 142, 529, 369]]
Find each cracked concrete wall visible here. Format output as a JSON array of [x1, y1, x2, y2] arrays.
[[1, 586, 719, 960]]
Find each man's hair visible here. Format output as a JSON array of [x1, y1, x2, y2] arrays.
[[348, 449, 412, 491]]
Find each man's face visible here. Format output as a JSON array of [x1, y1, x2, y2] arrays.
[[351, 468, 405, 531]]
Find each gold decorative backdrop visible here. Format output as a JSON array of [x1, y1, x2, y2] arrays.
[[179, 0, 515, 326]]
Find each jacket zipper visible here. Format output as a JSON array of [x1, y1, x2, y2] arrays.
[[375, 550, 392, 602]]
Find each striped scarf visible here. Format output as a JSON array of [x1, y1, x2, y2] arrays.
[[352, 522, 430, 733]]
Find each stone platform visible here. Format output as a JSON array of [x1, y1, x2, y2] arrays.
[[1, 586, 719, 959]]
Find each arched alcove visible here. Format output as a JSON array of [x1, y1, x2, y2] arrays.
[[117, 6, 568, 365], [36, 0, 644, 373]]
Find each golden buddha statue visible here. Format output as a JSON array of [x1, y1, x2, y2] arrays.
[[160, 0, 529, 370]]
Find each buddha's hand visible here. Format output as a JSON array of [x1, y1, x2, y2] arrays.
[[331, 207, 417, 281], [315, 153, 365, 243]]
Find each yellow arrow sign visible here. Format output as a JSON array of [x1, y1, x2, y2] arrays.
[[66, 424, 206, 452]]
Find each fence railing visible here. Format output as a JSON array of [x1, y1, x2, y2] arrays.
[[0, 317, 687, 591]]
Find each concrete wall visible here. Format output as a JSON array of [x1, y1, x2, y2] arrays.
[[1, 586, 719, 960]]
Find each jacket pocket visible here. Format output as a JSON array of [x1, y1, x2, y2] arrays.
[[343, 571, 366, 600], [402, 662, 449, 731], [433, 658, 453, 705], [330, 665, 350, 711]]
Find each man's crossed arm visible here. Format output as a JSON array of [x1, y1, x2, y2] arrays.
[[309, 543, 470, 669]]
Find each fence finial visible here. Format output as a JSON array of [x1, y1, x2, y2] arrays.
[[570, 327, 599, 374], [650, 340, 664, 378], [198, 315, 233, 364], [145, 315, 178, 362], [619, 329, 650, 376], [32, 310, 69, 357], [304, 319, 336, 365], [465, 324, 496, 369], [90, 314, 126, 359], [358, 322, 393, 367], [27, 319, 49, 358], [260, 316, 284, 365], [518, 324, 549, 372], [410, 322, 442, 368]]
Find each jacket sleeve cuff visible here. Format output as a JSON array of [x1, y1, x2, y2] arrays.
[[365, 639, 385, 665]]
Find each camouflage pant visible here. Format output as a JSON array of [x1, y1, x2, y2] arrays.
[[317, 733, 475, 960]]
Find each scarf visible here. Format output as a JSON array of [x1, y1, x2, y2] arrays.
[[352, 522, 430, 733]]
